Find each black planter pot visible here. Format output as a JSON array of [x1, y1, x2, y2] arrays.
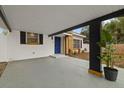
[[104, 67, 118, 81]]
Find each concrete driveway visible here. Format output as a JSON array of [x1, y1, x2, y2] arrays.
[[0, 56, 124, 88]]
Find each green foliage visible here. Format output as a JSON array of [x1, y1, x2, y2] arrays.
[[99, 17, 124, 68], [80, 25, 89, 43], [100, 30, 113, 47], [102, 17, 124, 44], [118, 17, 124, 32], [99, 29, 122, 68], [100, 44, 116, 68]]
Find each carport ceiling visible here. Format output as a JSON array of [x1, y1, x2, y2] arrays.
[[2, 5, 124, 34]]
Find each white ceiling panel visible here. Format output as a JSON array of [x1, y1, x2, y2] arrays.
[[2, 5, 124, 34]]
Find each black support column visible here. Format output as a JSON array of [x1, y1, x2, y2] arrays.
[[88, 20, 103, 77]]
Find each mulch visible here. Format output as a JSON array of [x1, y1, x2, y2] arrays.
[[69, 53, 124, 68], [0, 62, 8, 77], [69, 52, 89, 61]]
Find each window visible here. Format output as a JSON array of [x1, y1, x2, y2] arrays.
[[73, 39, 82, 48], [20, 31, 43, 45], [27, 32, 38, 45]]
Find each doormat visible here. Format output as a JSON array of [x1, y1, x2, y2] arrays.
[[0, 62, 8, 77]]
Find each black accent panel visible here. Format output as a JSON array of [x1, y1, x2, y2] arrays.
[[39, 34, 43, 44], [0, 6, 11, 32], [20, 31, 26, 44], [89, 20, 101, 72]]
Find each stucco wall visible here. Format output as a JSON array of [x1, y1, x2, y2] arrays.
[[0, 30, 54, 62], [82, 44, 89, 52]]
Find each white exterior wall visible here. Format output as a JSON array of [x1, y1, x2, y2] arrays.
[[82, 44, 89, 52], [0, 30, 54, 62]]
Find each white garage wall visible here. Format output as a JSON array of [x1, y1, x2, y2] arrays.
[[0, 32, 7, 62], [6, 31, 54, 61], [0, 30, 54, 62]]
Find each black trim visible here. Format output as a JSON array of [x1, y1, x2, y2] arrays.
[[48, 8, 124, 37], [20, 31, 26, 44], [39, 34, 43, 44], [0, 6, 11, 32]]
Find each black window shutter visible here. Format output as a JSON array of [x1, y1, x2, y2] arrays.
[[20, 31, 26, 44], [39, 34, 43, 44]]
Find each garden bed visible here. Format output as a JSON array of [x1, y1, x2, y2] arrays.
[[0, 62, 8, 77]]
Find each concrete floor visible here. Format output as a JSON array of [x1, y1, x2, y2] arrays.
[[0, 56, 124, 88]]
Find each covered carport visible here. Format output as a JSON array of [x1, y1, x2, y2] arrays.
[[48, 7, 124, 77], [0, 5, 124, 77]]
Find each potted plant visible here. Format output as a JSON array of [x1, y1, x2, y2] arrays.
[[99, 30, 121, 81]]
